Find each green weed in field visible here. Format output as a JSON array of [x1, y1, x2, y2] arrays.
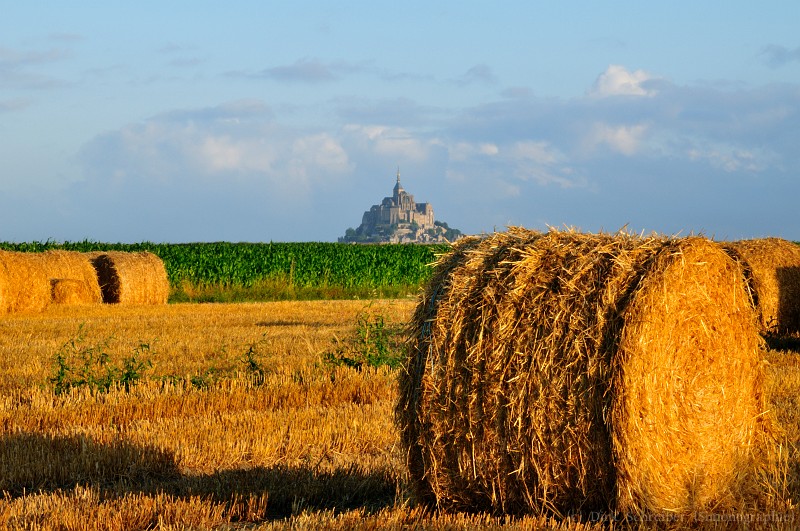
[[323, 306, 405, 371], [49, 326, 153, 394]]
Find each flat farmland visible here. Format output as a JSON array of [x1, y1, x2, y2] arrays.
[[0, 301, 410, 529], [1, 300, 800, 529]]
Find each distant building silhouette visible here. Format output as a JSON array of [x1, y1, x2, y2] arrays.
[[340, 169, 462, 243]]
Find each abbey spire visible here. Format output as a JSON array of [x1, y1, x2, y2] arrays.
[[393, 167, 403, 199]]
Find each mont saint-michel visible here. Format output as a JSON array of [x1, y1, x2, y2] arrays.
[[340, 171, 462, 244]]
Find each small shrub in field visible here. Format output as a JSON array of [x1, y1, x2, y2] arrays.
[[121, 342, 154, 390], [241, 334, 270, 385], [189, 370, 217, 389], [49, 326, 153, 394], [323, 307, 405, 370]]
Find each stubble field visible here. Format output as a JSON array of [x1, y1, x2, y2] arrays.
[[1, 300, 800, 530]]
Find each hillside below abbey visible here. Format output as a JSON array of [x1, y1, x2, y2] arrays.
[[340, 171, 462, 243]]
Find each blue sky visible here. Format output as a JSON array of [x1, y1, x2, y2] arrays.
[[2, 2, 799, 242]]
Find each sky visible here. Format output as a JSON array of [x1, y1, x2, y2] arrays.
[[1, 2, 799, 243]]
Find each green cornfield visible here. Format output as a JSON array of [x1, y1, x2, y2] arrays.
[[0, 241, 450, 291]]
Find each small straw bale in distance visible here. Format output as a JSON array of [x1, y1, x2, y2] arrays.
[[90, 251, 170, 304], [397, 227, 766, 517], [38, 250, 103, 304], [0, 250, 52, 314], [50, 278, 99, 305], [722, 238, 800, 334]]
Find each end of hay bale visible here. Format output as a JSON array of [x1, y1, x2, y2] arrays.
[[39, 250, 103, 304], [611, 236, 766, 514], [50, 278, 101, 305], [0, 250, 51, 314]]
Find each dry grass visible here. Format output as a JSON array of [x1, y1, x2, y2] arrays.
[[0, 301, 408, 529], [0, 297, 798, 529]]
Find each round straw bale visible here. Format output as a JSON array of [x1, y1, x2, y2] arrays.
[[397, 228, 766, 517], [0, 250, 52, 314], [722, 238, 800, 334], [50, 278, 98, 305], [38, 250, 103, 304], [90, 252, 170, 304]]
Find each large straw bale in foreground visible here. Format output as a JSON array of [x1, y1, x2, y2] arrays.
[[398, 228, 766, 516], [0, 250, 52, 314], [722, 238, 800, 334], [39, 250, 103, 304], [90, 252, 170, 304]]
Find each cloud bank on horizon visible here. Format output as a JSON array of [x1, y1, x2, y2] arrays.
[[1, 2, 799, 242]]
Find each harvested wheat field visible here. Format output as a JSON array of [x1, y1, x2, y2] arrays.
[[723, 238, 800, 334], [399, 228, 777, 518], [0, 296, 799, 529]]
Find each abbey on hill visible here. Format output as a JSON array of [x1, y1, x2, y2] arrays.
[[340, 170, 462, 244]]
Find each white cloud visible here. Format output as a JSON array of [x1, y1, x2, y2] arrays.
[[343, 124, 432, 162], [510, 141, 562, 166], [448, 141, 499, 161], [196, 135, 277, 174], [687, 143, 772, 173], [589, 65, 658, 98], [480, 143, 500, 156], [445, 139, 583, 191], [584, 123, 649, 156], [287, 133, 352, 186], [199, 136, 244, 171], [79, 102, 354, 200], [444, 168, 468, 183], [504, 141, 581, 188], [496, 180, 521, 197]]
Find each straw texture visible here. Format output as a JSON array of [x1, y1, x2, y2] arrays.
[[0, 250, 52, 314], [90, 252, 170, 304], [722, 238, 800, 334], [50, 279, 99, 305], [39, 250, 103, 304], [397, 227, 766, 517]]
